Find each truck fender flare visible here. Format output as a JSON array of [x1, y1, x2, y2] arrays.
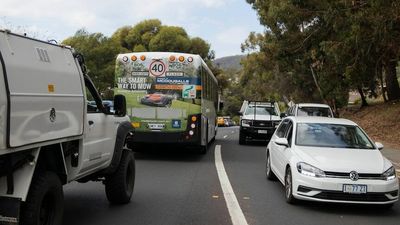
[[104, 121, 134, 175]]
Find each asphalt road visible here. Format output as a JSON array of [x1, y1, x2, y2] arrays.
[[63, 126, 400, 225]]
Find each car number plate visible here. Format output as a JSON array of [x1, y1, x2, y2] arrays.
[[343, 184, 367, 194], [148, 123, 165, 130], [258, 130, 268, 134]]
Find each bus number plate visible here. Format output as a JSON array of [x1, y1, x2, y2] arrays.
[[148, 124, 165, 130]]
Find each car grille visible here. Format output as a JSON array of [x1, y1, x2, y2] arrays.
[[313, 191, 392, 202], [252, 120, 273, 127], [324, 171, 385, 180]]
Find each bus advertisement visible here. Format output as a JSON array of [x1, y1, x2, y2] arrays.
[[115, 52, 219, 153]]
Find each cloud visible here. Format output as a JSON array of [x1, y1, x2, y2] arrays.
[[216, 26, 249, 45], [0, 0, 260, 57], [212, 26, 251, 57]]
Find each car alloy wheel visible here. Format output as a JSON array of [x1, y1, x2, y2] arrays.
[[284, 168, 296, 204], [265, 153, 276, 180]]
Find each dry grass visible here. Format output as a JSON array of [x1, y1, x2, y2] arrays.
[[340, 100, 400, 150]]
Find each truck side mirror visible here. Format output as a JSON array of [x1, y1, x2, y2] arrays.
[[238, 111, 243, 116], [114, 95, 127, 117], [280, 113, 287, 118]]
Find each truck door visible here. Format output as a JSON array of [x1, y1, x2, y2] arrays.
[[79, 78, 115, 175]]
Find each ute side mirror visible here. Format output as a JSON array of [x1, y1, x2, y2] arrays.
[[114, 95, 127, 117], [275, 137, 289, 147], [280, 112, 287, 118], [375, 142, 384, 150]]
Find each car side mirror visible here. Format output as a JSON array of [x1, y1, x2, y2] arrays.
[[280, 113, 287, 118], [275, 138, 289, 147], [114, 94, 127, 117], [375, 142, 384, 150], [219, 102, 224, 111]]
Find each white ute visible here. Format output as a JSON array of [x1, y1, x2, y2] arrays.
[[0, 30, 135, 225]]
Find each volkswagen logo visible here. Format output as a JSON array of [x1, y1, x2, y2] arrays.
[[349, 171, 359, 181]]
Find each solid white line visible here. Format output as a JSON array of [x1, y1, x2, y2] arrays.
[[223, 135, 228, 139], [214, 145, 248, 225]]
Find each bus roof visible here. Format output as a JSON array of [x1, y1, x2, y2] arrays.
[[116, 52, 218, 84]]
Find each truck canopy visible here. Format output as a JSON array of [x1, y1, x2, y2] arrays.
[[0, 31, 85, 148]]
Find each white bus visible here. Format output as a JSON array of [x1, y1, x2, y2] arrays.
[[115, 52, 219, 153]]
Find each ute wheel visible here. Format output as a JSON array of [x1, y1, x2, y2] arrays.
[[285, 168, 296, 204], [105, 150, 135, 204], [239, 131, 246, 145], [21, 171, 63, 225], [265, 152, 276, 180]]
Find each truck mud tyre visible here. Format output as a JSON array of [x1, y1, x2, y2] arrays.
[[239, 131, 246, 145], [105, 150, 135, 204], [21, 171, 63, 225]]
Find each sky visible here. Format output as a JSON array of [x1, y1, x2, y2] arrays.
[[0, 0, 265, 58]]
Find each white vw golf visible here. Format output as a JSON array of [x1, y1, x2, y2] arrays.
[[266, 117, 399, 206]]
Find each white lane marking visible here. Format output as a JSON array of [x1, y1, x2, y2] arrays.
[[214, 145, 248, 225], [223, 135, 228, 139]]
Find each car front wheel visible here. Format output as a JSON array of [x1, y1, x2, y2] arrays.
[[265, 152, 276, 180], [285, 168, 296, 204]]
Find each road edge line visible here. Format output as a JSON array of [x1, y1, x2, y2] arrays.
[[214, 145, 248, 225]]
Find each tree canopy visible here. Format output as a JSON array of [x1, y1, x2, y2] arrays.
[[238, 0, 400, 112], [62, 19, 215, 94]]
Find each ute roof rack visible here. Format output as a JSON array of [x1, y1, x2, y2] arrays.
[[241, 100, 277, 121]]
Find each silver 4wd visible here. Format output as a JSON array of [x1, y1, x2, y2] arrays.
[[239, 101, 281, 145], [0, 30, 135, 225]]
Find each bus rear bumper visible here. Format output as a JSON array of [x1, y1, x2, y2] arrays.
[[129, 131, 200, 145]]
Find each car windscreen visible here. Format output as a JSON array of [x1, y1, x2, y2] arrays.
[[244, 106, 276, 116], [295, 123, 375, 149], [297, 107, 332, 117]]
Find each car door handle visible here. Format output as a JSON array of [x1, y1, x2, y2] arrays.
[[88, 121, 94, 125]]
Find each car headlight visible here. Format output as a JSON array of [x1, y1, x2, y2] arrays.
[[296, 162, 325, 178], [241, 119, 252, 127], [383, 166, 396, 181]]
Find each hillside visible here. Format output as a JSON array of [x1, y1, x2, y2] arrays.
[[340, 100, 400, 150], [213, 55, 245, 71]]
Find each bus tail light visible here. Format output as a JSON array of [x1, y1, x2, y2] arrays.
[[131, 55, 137, 61], [179, 56, 185, 62], [191, 116, 197, 122], [140, 55, 146, 61], [189, 130, 194, 136], [169, 55, 176, 61]]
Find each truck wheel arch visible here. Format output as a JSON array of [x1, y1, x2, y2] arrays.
[[103, 121, 134, 175]]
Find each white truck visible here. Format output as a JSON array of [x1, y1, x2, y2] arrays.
[[239, 101, 281, 144], [0, 30, 135, 225]]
